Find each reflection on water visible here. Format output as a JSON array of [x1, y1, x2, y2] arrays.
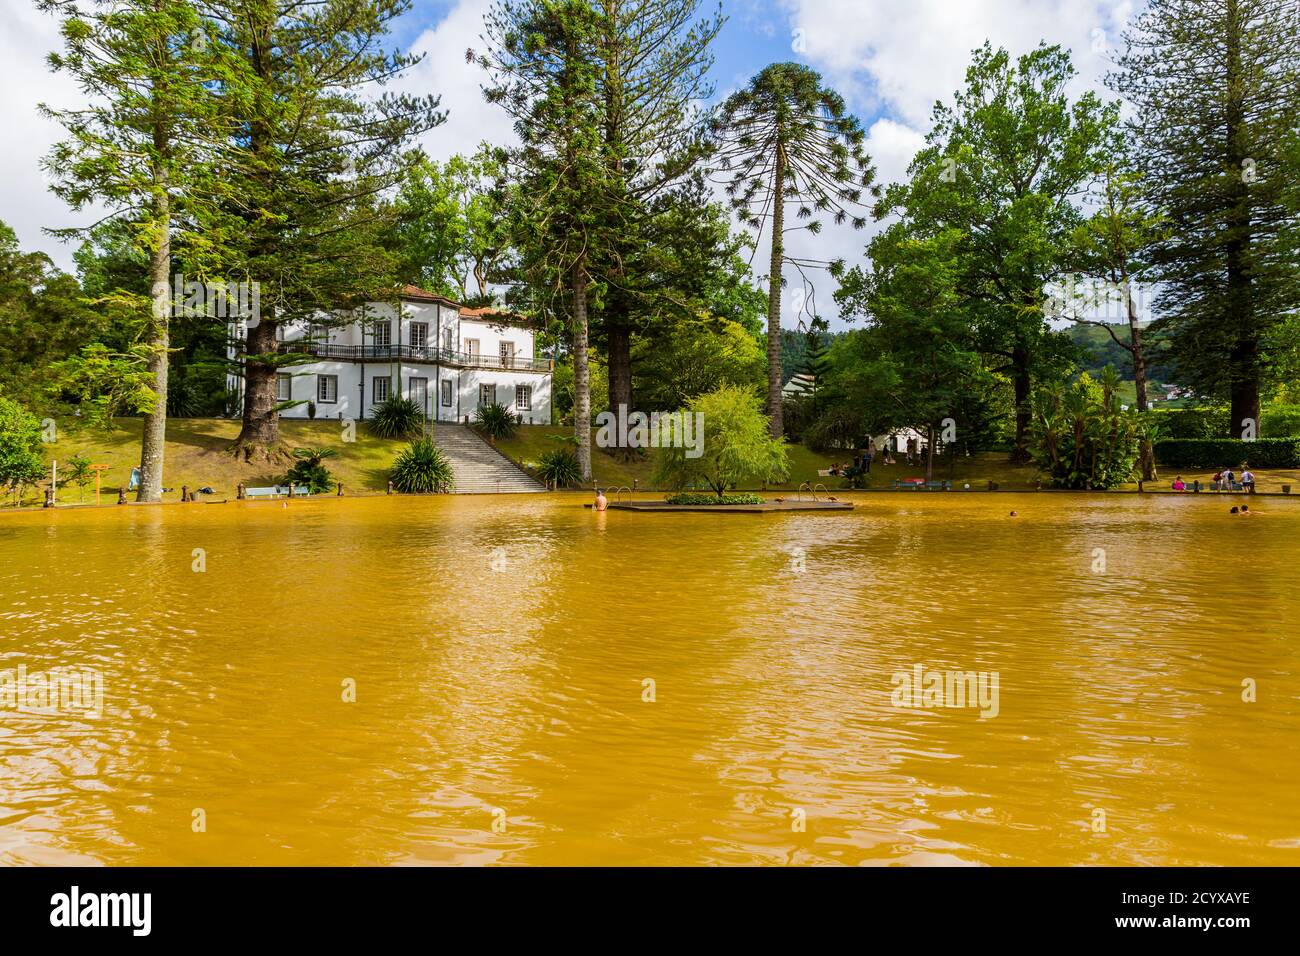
[[1, 492, 1298, 865]]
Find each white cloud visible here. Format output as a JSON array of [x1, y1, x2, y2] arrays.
[[0, 0, 100, 271]]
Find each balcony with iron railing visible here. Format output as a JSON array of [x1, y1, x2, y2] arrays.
[[279, 341, 552, 372]]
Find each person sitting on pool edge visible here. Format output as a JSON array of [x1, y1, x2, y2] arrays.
[[1172, 476, 1186, 491]]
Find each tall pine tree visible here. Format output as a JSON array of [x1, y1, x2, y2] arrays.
[[1111, 0, 1300, 437]]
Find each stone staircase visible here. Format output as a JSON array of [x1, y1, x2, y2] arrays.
[[433, 424, 546, 494]]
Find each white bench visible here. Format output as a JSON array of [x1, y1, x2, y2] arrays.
[[245, 485, 310, 499]]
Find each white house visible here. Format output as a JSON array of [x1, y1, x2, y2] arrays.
[[227, 286, 553, 425]]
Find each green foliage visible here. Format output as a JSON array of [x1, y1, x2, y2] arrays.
[[1030, 370, 1142, 489], [474, 402, 518, 442], [631, 312, 765, 411], [368, 397, 424, 440], [1154, 438, 1300, 470], [64, 453, 94, 501], [1111, 0, 1300, 420], [664, 492, 765, 505], [1151, 406, 1231, 439], [536, 448, 582, 488], [390, 439, 455, 494], [1262, 404, 1300, 437], [804, 407, 863, 453], [283, 446, 338, 494], [0, 396, 46, 503], [653, 385, 790, 497], [48, 342, 158, 427]]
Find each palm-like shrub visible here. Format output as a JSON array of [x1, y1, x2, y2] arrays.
[[1031, 369, 1140, 489], [390, 439, 454, 493], [536, 448, 581, 488], [474, 402, 517, 442], [369, 396, 424, 439], [284, 446, 338, 494]]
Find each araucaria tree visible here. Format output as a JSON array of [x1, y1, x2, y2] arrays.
[[206, 0, 444, 461], [478, 0, 619, 482], [1110, 0, 1300, 439], [710, 63, 876, 438], [41, 0, 225, 501]]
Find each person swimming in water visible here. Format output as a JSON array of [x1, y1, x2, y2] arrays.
[[594, 489, 608, 512]]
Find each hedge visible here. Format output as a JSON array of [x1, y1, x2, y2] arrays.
[[1151, 406, 1230, 439], [1154, 438, 1300, 469], [1263, 404, 1300, 438], [664, 493, 766, 505]]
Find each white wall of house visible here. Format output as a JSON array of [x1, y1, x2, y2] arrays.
[[264, 295, 553, 425]]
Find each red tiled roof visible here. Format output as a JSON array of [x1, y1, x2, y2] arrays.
[[460, 305, 527, 323], [400, 284, 461, 307]]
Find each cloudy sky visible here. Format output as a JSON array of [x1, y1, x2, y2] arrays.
[[0, 0, 1141, 325]]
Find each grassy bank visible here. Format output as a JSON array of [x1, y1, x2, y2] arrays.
[[9, 418, 1300, 508], [16, 418, 411, 506]]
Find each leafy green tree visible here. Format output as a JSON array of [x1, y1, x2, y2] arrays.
[[877, 43, 1112, 460], [631, 312, 764, 411], [390, 148, 511, 303], [204, 0, 445, 461], [1059, 138, 1167, 479], [0, 397, 47, 506], [479, 0, 620, 482], [710, 62, 876, 437], [653, 384, 789, 496], [64, 453, 95, 501], [1110, 0, 1300, 439], [40, 0, 227, 500], [835, 226, 997, 480]]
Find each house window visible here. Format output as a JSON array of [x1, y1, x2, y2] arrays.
[[499, 341, 515, 368], [373, 377, 390, 403], [409, 377, 429, 412], [441, 379, 453, 407], [443, 328, 455, 351], [410, 322, 428, 348], [480, 384, 496, 407], [465, 338, 480, 360], [374, 321, 391, 346], [317, 375, 338, 404], [276, 374, 292, 401], [515, 385, 532, 411]]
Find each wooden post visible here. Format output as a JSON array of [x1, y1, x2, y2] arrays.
[[237, 483, 246, 500], [117, 488, 127, 505], [387, 481, 394, 495], [44, 486, 55, 508], [288, 482, 296, 499], [337, 483, 344, 496], [181, 485, 189, 502]]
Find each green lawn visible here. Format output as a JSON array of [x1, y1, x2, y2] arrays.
[[11, 418, 1298, 508], [14, 417, 412, 506], [495, 425, 1041, 491]]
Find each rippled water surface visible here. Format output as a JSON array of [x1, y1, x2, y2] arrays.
[[1, 492, 1298, 865]]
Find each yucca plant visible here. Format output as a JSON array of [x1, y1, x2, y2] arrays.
[[284, 446, 338, 494], [369, 396, 424, 439], [473, 402, 517, 442], [536, 448, 581, 489], [390, 439, 454, 494]]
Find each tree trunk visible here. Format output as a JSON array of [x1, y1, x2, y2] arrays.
[[607, 322, 632, 415], [1011, 344, 1032, 462], [1223, 0, 1260, 442], [925, 423, 935, 482], [234, 315, 285, 462], [572, 260, 592, 482], [138, 189, 170, 503], [1126, 283, 1157, 480], [765, 141, 786, 439]]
